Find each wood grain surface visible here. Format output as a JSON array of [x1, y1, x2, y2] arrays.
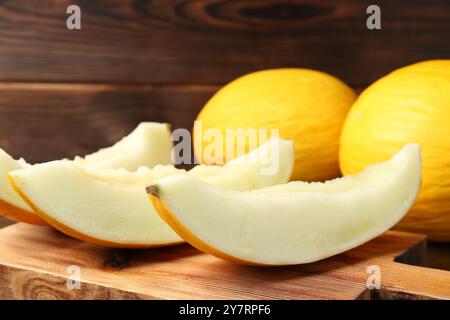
[[0, 0, 449, 161], [0, 1, 449, 300], [0, 83, 215, 163], [0, 224, 449, 300], [0, 0, 448, 87]]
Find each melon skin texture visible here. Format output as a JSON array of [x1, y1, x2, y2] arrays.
[[148, 144, 421, 266], [340, 60, 450, 241], [195, 68, 357, 182], [0, 122, 173, 225], [9, 139, 293, 248]]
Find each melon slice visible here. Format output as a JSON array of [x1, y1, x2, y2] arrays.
[[74, 122, 173, 170], [147, 144, 421, 265], [0, 150, 39, 224], [9, 139, 293, 247], [189, 137, 293, 191], [0, 122, 173, 225]]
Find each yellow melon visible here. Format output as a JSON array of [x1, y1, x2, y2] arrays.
[[195, 68, 356, 181], [340, 60, 450, 241]]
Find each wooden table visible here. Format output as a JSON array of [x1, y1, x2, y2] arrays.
[[0, 223, 449, 300]]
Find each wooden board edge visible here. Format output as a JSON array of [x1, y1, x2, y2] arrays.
[[0, 263, 158, 300]]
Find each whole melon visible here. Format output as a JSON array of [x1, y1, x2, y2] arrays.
[[195, 68, 356, 181], [340, 60, 450, 241]]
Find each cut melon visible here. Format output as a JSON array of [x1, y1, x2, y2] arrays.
[[74, 122, 173, 170], [189, 138, 293, 191], [0, 122, 173, 225], [0, 150, 40, 224], [148, 144, 421, 265], [9, 139, 293, 247]]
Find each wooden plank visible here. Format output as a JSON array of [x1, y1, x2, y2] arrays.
[[0, 1, 448, 86], [0, 83, 215, 163], [0, 223, 448, 300]]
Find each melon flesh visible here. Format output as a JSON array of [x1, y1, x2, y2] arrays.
[[0, 122, 173, 224], [9, 139, 293, 247], [75, 122, 173, 170], [148, 144, 421, 265], [190, 138, 293, 190], [0, 150, 29, 211], [0, 150, 38, 224]]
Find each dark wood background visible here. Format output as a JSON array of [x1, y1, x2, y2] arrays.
[[0, 0, 449, 268], [0, 0, 449, 162]]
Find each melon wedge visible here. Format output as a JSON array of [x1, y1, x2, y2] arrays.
[[147, 144, 421, 265], [0, 150, 40, 224], [0, 122, 173, 225], [74, 122, 173, 170], [189, 138, 293, 191], [9, 139, 293, 248]]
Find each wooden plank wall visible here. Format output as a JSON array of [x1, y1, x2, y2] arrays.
[[0, 0, 449, 163]]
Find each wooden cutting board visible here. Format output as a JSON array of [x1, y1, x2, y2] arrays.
[[0, 223, 449, 300]]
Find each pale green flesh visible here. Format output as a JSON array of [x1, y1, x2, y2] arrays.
[[155, 144, 421, 265], [9, 139, 294, 245], [74, 122, 173, 170], [0, 122, 173, 213], [0, 149, 30, 210]]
